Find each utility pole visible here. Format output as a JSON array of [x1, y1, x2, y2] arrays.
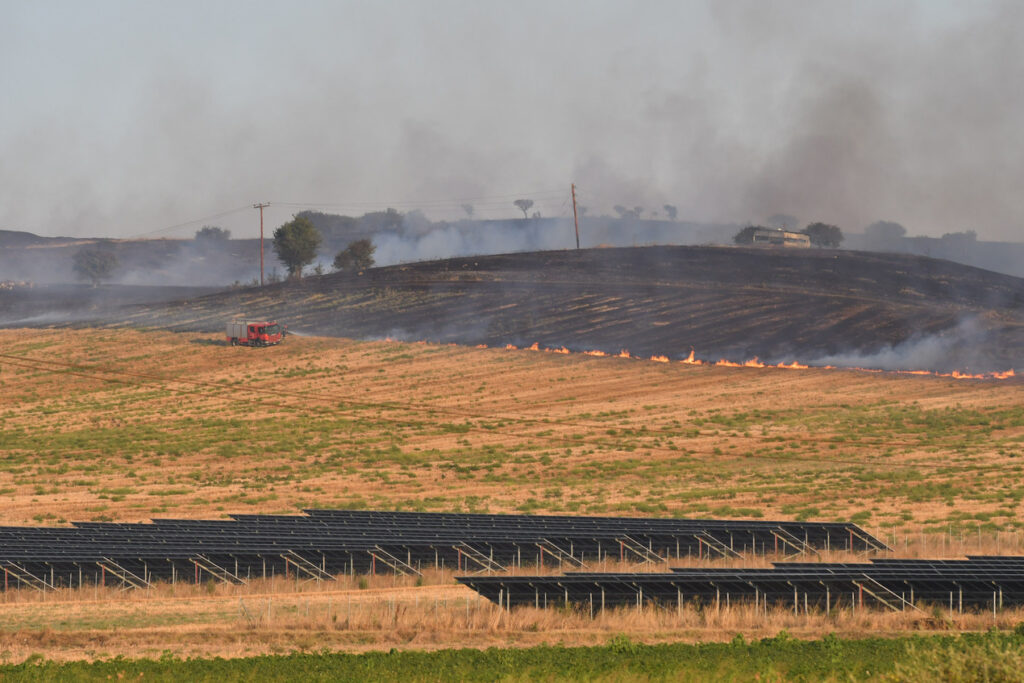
[[571, 184, 580, 249], [253, 202, 270, 286]]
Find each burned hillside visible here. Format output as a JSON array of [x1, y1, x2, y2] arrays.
[[85, 246, 1024, 374]]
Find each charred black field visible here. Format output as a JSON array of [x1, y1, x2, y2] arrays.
[[7, 245, 1024, 372]]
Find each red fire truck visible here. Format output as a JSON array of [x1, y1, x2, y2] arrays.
[[226, 320, 284, 347]]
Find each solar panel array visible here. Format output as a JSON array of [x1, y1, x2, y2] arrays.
[[0, 510, 885, 590], [457, 556, 1024, 613]]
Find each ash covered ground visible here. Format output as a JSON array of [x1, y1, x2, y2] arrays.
[[5, 246, 1023, 373]]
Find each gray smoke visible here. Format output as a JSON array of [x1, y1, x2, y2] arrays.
[[371, 216, 736, 267], [808, 317, 999, 373], [3, 2, 1024, 243], [372, 221, 572, 266]]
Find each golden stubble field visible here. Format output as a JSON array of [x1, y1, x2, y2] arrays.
[[1, 328, 1021, 531], [0, 327, 1022, 660]]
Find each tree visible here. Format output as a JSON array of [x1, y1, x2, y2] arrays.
[[663, 204, 678, 220], [359, 208, 404, 232], [194, 225, 231, 241], [939, 230, 977, 257], [461, 204, 474, 218], [72, 245, 118, 286], [733, 226, 762, 245], [941, 230, 977, 245], [513, 199, 534, 218], [333, 238, 376, 271], [865, 220, 906, 251], [272, 216, 321, 279], [802, 222, 844, 248]]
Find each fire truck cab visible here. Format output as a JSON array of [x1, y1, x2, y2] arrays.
[[226, 320, 284, 347]]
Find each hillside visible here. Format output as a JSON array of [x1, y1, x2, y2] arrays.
[[98, 246, 1024, 373]]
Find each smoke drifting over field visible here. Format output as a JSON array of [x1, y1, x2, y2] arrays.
[[369, 217, 733, 267], [2, 2, 1024, 243], [372, 221, 572, 268], [808, 318, 998, 373]]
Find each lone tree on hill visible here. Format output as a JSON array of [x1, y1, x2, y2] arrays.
[[194, 225, 231, 241], [803, 222, 844, 248], [613, 205, 643, 219], [272, 215, 321, 279], [333, 238, 376, 271], [732, 225, 762, 245], [864, 220, 907, 251], [72, 245, 118, 286], [513, 198, 534, 218]]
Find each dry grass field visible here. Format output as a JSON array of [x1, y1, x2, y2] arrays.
[[0, 327, 1022, 660], [1, 570, 1023, 663], [1, 328, 1020, 529]]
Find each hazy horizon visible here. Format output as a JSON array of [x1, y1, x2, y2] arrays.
[[3, 1, 1022, 243]]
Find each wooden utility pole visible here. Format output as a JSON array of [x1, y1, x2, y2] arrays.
[[253, 202, 270, 286], [571, 184, 580, 249]]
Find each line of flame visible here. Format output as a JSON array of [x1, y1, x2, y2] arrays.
[[377, 338, 1016, 381]]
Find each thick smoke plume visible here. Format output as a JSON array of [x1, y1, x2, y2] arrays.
[[2, 3, 1024, 243]]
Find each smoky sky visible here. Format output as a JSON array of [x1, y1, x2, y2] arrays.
[[1, 0, 1023, 242]]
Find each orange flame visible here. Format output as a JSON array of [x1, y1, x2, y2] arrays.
[[487, 341, 1016, 381], [681, 349, 704, 365], [949, 370, 993, 380]]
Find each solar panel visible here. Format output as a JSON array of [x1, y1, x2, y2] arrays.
[[459, 557, 1024, 611], [0, 509, 888, 591]]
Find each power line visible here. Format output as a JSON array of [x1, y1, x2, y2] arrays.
[[128, 205, 253, 239], [271, 188, 568, 209], [114, 188, 575, 240]]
